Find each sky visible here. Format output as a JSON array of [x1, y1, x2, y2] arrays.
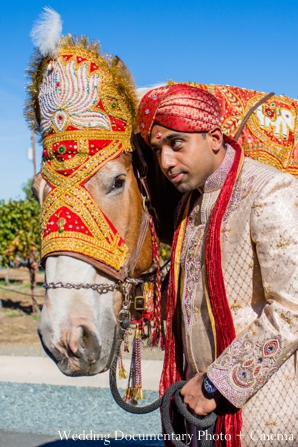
[[1, 0, 298, 200]]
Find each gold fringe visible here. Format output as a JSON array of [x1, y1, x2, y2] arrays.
[[24, 48, 49, 134]]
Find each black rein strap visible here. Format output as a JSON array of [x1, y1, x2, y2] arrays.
[[109, 324, 216, 447]]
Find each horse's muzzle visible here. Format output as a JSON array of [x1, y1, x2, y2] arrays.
[[38, 324, 109, 376]]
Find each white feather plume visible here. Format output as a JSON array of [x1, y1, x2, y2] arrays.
[[30, 7, 63, 56]]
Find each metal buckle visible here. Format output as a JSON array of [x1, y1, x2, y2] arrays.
[[134, 296, 145, 311]]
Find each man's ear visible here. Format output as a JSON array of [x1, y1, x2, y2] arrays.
[[208, 127, 224, 152]]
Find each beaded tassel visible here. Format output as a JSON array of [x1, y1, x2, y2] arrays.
[[149, 216, 164, 349], [123, 328, 130, 353], [132, 325, 144, 400]]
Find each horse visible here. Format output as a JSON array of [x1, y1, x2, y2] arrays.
[[26, 5, 183, 377]]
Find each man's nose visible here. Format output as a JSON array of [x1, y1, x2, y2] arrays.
[[160, 148, 176, 171]]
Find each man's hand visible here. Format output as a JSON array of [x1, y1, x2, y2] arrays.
[[180, 373, 221, 416]]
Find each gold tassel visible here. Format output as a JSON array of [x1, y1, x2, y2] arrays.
[[133, 386, 145, 401], [124, 387, 133, 401], [119, 368, 128, 380], [118, 344, 128, 380]]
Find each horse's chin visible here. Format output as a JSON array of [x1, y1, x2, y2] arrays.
[[56, 356, 112, 376]]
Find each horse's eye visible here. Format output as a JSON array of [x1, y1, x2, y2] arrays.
[[112, 177, 125, 190]]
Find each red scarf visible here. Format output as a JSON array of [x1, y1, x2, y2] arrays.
[[160, 137, 244, 447]]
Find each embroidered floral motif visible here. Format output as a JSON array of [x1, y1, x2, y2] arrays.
[[279, 312, 292, 325], [276, 235, 291, 253], [221, 226, 232, 241], [207, 335, 282, 407], [251, 202, 265, 217], [230, 303, 242, 313], [263, 281, 271, 293], [265, 421, 277, 427]]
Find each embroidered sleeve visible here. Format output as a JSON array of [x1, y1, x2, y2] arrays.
[[207, 172, 298, 408]]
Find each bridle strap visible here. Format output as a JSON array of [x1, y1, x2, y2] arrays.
[[133, 134, 152, 204], [43, 251, 127, 281], [126, 207, 151, 276]]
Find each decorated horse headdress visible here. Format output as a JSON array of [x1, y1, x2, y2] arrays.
[[25, 7, 138, 276]]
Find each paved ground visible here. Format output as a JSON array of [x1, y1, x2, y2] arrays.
[[0, 355, 162, 390], [0, 430, 58, 447], [0, 355, 164, 447]]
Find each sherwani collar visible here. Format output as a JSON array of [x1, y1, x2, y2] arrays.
[[203, 144, 236, 193]]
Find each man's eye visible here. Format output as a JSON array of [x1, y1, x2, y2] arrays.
[[172, 139, 182, 149], [112, 177, 125, 190]]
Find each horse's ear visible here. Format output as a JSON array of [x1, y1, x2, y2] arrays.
[[32, 172, 51, 205], [112, 56, 135, 88]]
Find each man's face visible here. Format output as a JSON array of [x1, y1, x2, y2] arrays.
[[150, 124, 220, 193]]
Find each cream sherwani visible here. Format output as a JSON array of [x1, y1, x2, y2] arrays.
[[180, 144, 298, 446]]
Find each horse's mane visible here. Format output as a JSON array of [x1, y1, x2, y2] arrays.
[[133, 133, 183, 246]]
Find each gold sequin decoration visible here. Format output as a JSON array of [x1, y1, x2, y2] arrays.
[[41, 140, 128, 271]]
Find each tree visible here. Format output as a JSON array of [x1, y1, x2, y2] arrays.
[[0, 180, 41, 312]]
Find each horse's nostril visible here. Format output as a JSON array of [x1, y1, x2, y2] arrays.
[[80, 326, 101, 362], [38, 328, 63, 363]]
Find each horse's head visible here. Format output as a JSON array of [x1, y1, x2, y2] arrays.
[[32, 152, 152, 376], [26, 10, 153, 376]]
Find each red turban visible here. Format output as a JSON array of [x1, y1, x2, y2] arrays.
[[138, 84, 222, 143]]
